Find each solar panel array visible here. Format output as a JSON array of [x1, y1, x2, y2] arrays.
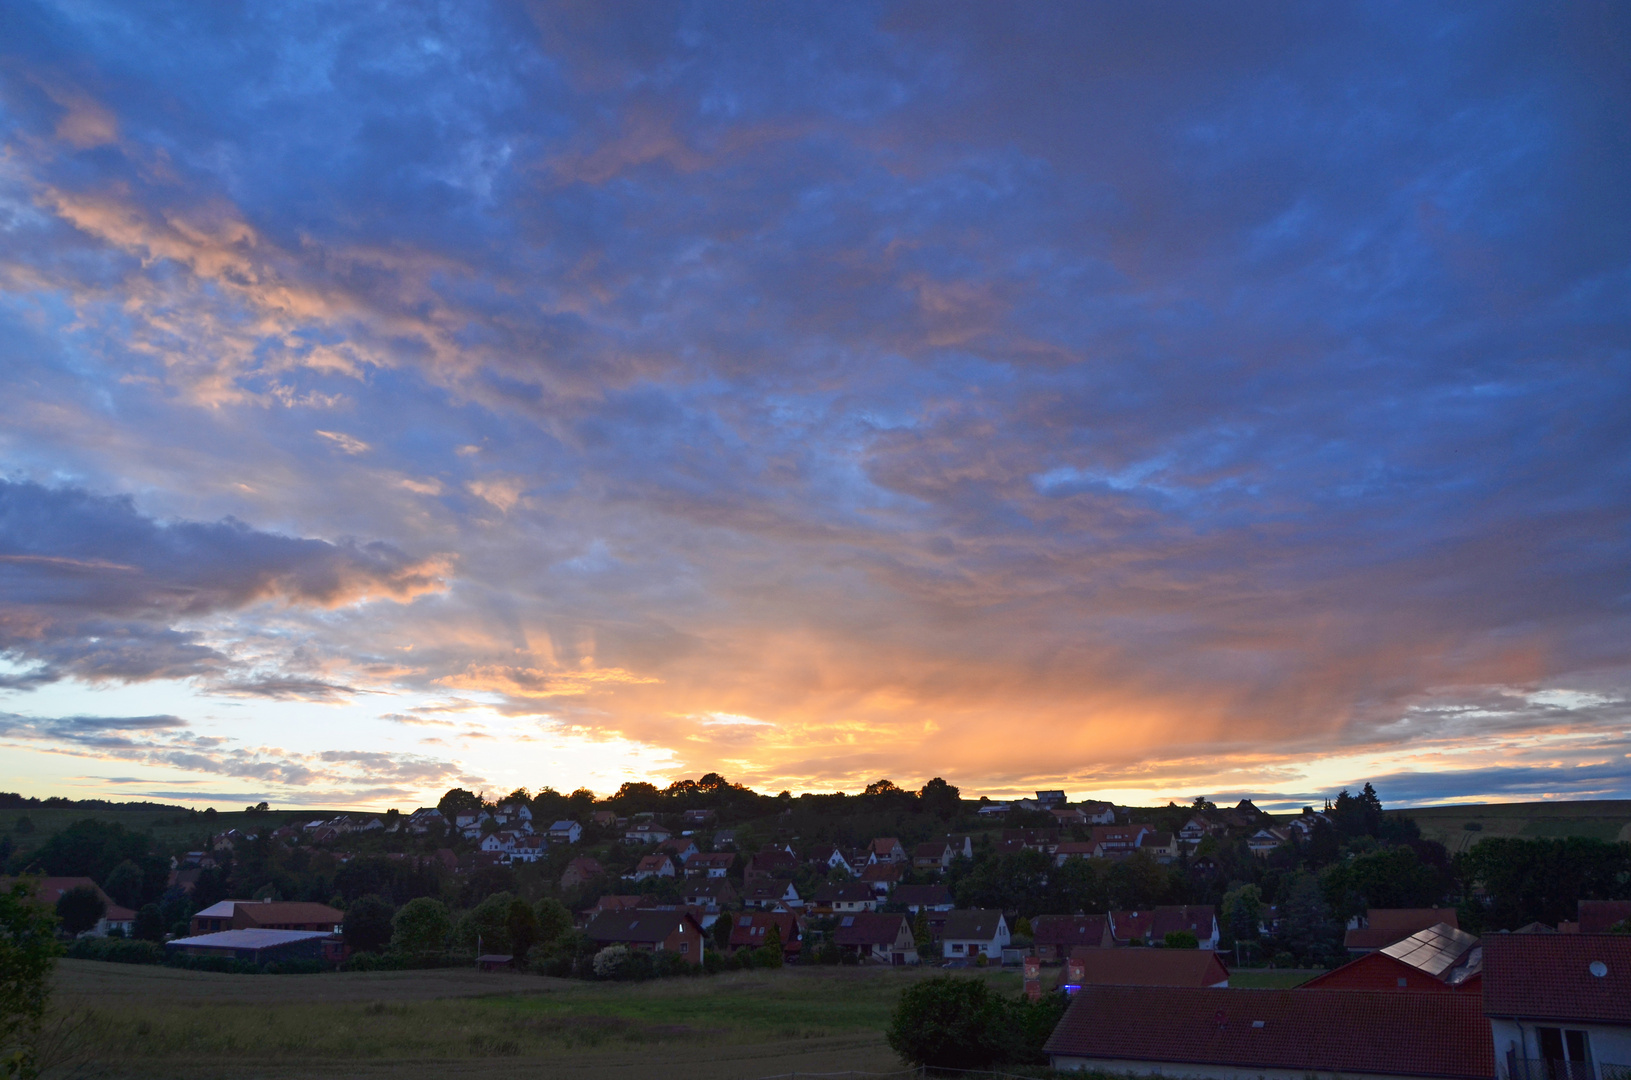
[[1380, 922, 1478, 978]]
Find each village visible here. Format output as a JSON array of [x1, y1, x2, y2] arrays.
[[16, 782, 1630, 1079]]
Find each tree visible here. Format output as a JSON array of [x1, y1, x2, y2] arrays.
[[102, 860, 145, 909], [1278, 872, 1339, 963], [436, 788, 483, 822], [391, 897, 452, 953], [886, 976, 1007, 1070], [754, 923, 784, 968], [132, 904, 165, 943], [919, 777, 961, 820], [1454, 837, 1631, 929], [455, 892, 515, 955], [1222, 884, 1263, 944], [342, 895, 395, 954], [1, 881, 60, 1080], [506, 899, 539, 965], [533, 898, 572, 949], [55, 887, 105, 938], [1322, 844, 1442, 920], [27, 820, 165, 904]]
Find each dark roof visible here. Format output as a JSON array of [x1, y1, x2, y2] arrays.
[[236, 901, 344, 926], [1032, 914, 1107, 947], [892, 884, 954, 907], [1381, 924, 1479, 980], [1150, 905, 1215, 938], [942, 909, 1005, 941], [742, 881, 796, 901], [812, 882, 874, 903], [727, 911, 800, 949], [1482, 933, 1631, 1024], [1044, 986, 1492, 1080], [832, 912, 909, 947], [1064, 947, 1230, 988], [583, 910, 697, 944]]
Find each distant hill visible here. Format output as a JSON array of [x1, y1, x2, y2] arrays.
[[1405, 800, 1631, 854]]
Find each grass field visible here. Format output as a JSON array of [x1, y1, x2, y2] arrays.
[[1405, 800, 1631, 855], [48, 960, 1023, 1080], [0, 807, 364, 862]]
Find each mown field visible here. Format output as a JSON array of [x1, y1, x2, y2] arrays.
[[46, 959, 1023, 1080], [1406, 800, 1631, 855]]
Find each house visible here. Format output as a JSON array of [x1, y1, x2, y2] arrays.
[[481, 831, 519, 856], [5, 877, 135, 937], [832, 912, 917, 965], [1304, 923, 1481, 992], [859, 861, 903, 895], [1050, 807, 1090, 827], [189, 900, 344, 936], [810, 882, 877, 915], [589, 810, 617, 828], [1344, 908, 1462, 953], [683, 852, 735, 879], [1247, 826, 1291, 857], [1032, 915, 1111, 959], [166, 928, 332, 964], [1036, 790, 1068, 808], [1150, 905, 1220, 950], [1575, 901, 1631, 934], [511, 834, 547, 863], [1044, 986, 1494, 1080], [1139, 831, 1177, 861], [1054, 842, 1099, 865], [1108, 910, 1156, 945], [585, 895, 644, 921], [1483, 932, 1631, 1080], [559, 856, 603, 890], [727, 912, 802, 962], [742, 881, 801, 910], [941, 909, 1010, 961], [744, 847, 799, 881], [1080, 801, 1117, 825], [548, 820, 583, 844], [1003, 828, 1062, 854], [498, 802, 533, 824], [977, 802, 1013, 817], [807, 844, 856, 877], [713, 829, 738, 849], [1062, 946, 1230, 989], [582, 910, 704, 965], [406, 808, 445, 834], [867, 838, 908, 864], [657, 837, 700, 864], [625, 854, 675, 881], [1178, 816, 1213, 843], [913, 841, 954, 872], [1089, 825, 1148, 856], [682, 880, 738, 911], [893, 884, 956, 913], [682, 808, 716, 826], [624, 821, 672, 845]]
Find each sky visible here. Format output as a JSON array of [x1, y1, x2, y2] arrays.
[[0, 2, 1628, 812]]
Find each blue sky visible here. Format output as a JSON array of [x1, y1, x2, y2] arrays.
[[0, 2, 1627, 810]]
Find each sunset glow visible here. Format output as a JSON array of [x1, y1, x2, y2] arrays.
[[1, 4, 1627, 810]]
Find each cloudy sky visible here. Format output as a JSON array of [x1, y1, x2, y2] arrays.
[[1, 2, 1627, 811]]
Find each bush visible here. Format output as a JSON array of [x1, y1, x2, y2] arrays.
[[886, 976, 1007, 1070], [343, 894, 396, 954], [1273, 950, 1297, 968], [391, 897, 452, 953], [341, 951, 404, 972], [653, 950, 694, 978], [1164, 930, 1199, 949], [66, 937, 164, 965], [592, 945, 632, 980]]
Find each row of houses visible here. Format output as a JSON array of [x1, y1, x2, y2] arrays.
[[1043, 928, 1631, 1080]]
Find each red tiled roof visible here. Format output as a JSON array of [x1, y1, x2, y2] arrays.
[[727, 911, 800, 950], [1482, 933, 1631, 1024], [1032, 914, 1108, 948], [1150, 905, 1215, 939], [1044, 986, 1492, 1080], [1064, 946, 1230, 988], [235, 901, 344, 927], [1109, 910, 1155, 941], [832, 912, 909, 947]]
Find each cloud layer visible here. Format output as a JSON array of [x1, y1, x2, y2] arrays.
[[0, 2, 1627, 805]]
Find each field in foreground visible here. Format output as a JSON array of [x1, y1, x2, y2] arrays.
[[49, 959, 1022, 1080]]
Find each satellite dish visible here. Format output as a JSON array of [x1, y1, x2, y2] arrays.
[[1589, 961, 1608, 977]]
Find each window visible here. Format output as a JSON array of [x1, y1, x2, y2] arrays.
[[952, 943, 965, 953], [679, 942, 689, 953]]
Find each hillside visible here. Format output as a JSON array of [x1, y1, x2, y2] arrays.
[[1405, 800, 1631, 854]]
